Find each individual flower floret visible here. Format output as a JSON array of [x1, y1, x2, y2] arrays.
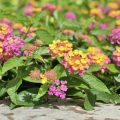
[[48, 80, 68, 99], [62, 50, 90, 75], [29, 70, 41, 81], [47, 40, 73, 59], [108, 28, 120, 44]]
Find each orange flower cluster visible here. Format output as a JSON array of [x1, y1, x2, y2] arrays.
[[62, 50, 90, 75], [47, 40, 73, 59]]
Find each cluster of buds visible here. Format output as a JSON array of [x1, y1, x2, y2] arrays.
[[23, 44, 37, 57], [33, 39, 43, 46], [0, 23, 25, 62], [65, 12, 76, 20], [63, 30, 75, 35], [108, 28, 120, 44], [62, 50, 90, 75], [48, 80, 68, 99], [112, 47, 120, 66], [108, 10, 120, 19], [47, 40, 73, 59], [42, 3, 57, 16], [77, 33, 92, 45], [87, 47, 110, 73], [90, 8, 103, 18]]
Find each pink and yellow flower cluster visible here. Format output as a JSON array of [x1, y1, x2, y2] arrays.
[[87, 47, 110, 73], [62, 50, 90, 75], [47, 40, 73, 59], [0, 23, 25, 62], [112, 47, 120, 66]]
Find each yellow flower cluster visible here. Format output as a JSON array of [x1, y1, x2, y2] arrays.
[[48, 40, 73, 58], [87, 47, 102, 56], [90, 8, 103, 18]]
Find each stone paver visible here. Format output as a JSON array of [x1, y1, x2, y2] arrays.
[[0, 98, 119, 120]]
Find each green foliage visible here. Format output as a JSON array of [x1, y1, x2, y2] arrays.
[[35, 29, 54, 44], [84, 89, 96, 111]]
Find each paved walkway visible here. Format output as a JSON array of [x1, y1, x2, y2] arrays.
[[0, 98, 119, 120]]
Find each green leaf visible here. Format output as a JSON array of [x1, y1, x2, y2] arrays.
[[25, 36, 38, 43], [17, 88, 46, 106], [2, 57, 24, 75], [104, 64, 120, 73], [32, 11, 46, 23], [53, 64, 67, 79], [0, 64, 2, 76], [34, 47, 49, 55], [35, 29, 53, 43], [91, 89, 119, 103], [114, 74, 120, 82], [0, 81, 6, 97], [32, 55, 45, 63], [87, 64, 101, 73], [15, 14, 30, 23], [53, 10, 65, 29], [84, 89, 96, 111], [85, 16, 95, 29], [66, 88, 84, 97], [60, 76, 89, 89], [36, 84, 49, 99], [90, 29, 111, 35], [77, 72, 110, 93], [10, 102, 16, 110], [6, 78, 22, 105], [91, 36, 100, 47], [63, 21, 82, 30]]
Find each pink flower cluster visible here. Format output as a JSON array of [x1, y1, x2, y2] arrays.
[[48, 80, 68, 99], [42, 3, 57, 16], [0, 23, 25, 62], [65, 12, 76, 20], [24, 5, 34, 16], [108, 28, 120, 44], [112, 47, 120, 66], [63, 30, 75, 35]]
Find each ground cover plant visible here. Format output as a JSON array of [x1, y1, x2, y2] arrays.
[[1, 0, 120, 111]]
